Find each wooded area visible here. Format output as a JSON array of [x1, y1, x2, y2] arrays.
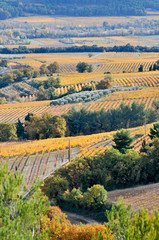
[[0, 0, 159, 19]]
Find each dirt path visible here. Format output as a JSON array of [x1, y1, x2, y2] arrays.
[[64, 211, 99, 225]]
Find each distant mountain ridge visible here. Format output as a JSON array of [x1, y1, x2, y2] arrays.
[[0, 0, 159, 19]]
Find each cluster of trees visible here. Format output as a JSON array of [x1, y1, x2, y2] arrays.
[[49, 76, 113, 104], [39, 62, 60, 75], [42, 125, 159, 219], [0, 59, 8, 67], [149, 60, 159, 71], [0, 62, 60, 92], [1, 0, 159, 19], [0, 101, 158, 142], [64, 102, 157, 136], [2, 160, 159, 239], [76, 62, 93, 73], [0, 162, 114, 239], [32, 76, 61, 101], [0, 66, 34, 89], [17, 113, 66, 140], [139, 60, 159, 72], [1, 44, 159, 55]]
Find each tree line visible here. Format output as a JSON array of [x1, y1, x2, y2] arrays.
[[1, 44, 159, 55], [1, 0, 159, 20], [0, 101, 158, 142]]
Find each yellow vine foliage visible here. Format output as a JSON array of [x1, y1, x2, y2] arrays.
[[0, 122, 154, 158]]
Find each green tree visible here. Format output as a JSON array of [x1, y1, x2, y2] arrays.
[[25, 113, 34, 122], [82, 184, 107, 210], [149, 122, 159, 140], [16, 118, 25, 139], [47, 62, 60, 74], [76, 62, 89, 73], [96, 75, 113, 90], [2, 72, 14, 85], [106, 198, 133, 240], [44, 76, 61, 89], [0, 123, 17, 142], [42, 176, 69, 202], [0, 97, 6, 104], [36, 86, 47, 101], [40, 64, 48, 75], [0, 163, 49, 240], [47, 86, 58, 100], [113, 129, 134, 154], [139, 64, 143, 72], [153, 63, 157, 71], [24, 113, 66, 140], [87, 64, 93, 72], [63, 188, 83, 208], [0, 59, 8, 67], [106, 198, 159, 240]]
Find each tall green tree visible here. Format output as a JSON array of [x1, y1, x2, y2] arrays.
[[113, 129, 134, 154], [16, 118, 25, 139], [76, 62, 89, 73], [0, 122, 17, 142], [0, 164, 49, 240], [47, 62, 60, 74], [149, 122, 159, 140]]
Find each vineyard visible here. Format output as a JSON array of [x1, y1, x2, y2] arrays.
[[108, 182, 159, 211], [9, 51, 159, 75], [114, 75, 159, 87], [0, 123, 153, 158], [2, 146, 80, 188], [0, 81, 37, 100], [95, 61, 155, 74], [0, 87, 158, 123], [56, 75, 159, 96], [1, 74, 158, 103], [0, 123, 153, 188]]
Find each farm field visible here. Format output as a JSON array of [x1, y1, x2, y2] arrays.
[[4, 35, 159, 48], [108, 183, 159, 211], [0, 123, 153, 188], [8, 51, 159, 73], [0, 88, 158, 123], [56, 75, 159, 94], [0, 122, 153, 158]]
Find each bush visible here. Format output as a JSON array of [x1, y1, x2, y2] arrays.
[[50, 86, 139, 106], [82, 185, 107, 210], [0, 122, 18, 142], [43, 176, 69, 202], [63, 188, 83, 208]]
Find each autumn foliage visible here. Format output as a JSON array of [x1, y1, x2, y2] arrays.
[[41, 206, 114, 240]]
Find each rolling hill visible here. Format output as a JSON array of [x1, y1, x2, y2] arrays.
[[0, 0, 159, 19]]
